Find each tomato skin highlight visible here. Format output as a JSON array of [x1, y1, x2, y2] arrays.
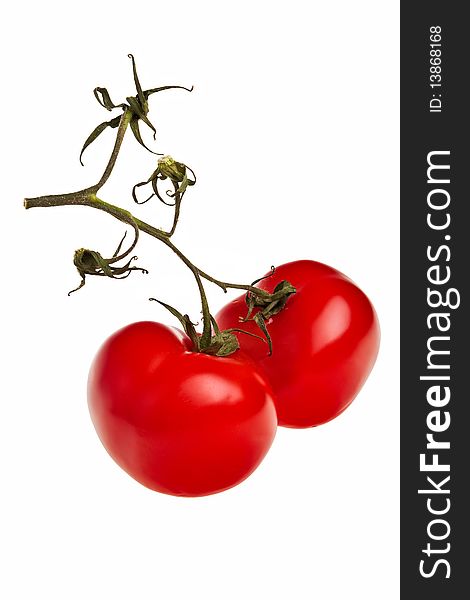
[[216, 260, 380, 428], [88, 321, 277, 496]]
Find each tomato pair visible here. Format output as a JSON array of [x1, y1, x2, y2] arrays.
[[88, 260, 380, 496]]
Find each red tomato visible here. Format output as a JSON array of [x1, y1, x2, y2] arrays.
[[216, 260, 380, 428], [88, 321, 277, 496]]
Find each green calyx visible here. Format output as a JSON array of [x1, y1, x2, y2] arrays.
[[202, 331, 240, 357], [158, 156, 187, 181], [150, 299, 267, 357], [69, 226, 148, 295], [239, 275, 297, 355], [132, 155, 196, 210], [245, 279, 297, 320], [79, 54, 193, 165]]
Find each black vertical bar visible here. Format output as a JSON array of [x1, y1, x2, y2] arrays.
[[401, 3, 469, 597]]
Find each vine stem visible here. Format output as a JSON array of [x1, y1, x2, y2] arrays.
[[92, 110, 132, 191], [23, 193, 272, 313], [23, 58, 282, 351]]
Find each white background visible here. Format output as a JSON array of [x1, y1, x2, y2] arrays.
[[1, 1, 399, 598]]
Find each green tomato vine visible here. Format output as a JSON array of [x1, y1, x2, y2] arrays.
[[24, 55, 295, 357]]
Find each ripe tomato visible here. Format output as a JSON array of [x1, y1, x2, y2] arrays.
[[88, 321, 277, 496], [216, 260, 380, 428]]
